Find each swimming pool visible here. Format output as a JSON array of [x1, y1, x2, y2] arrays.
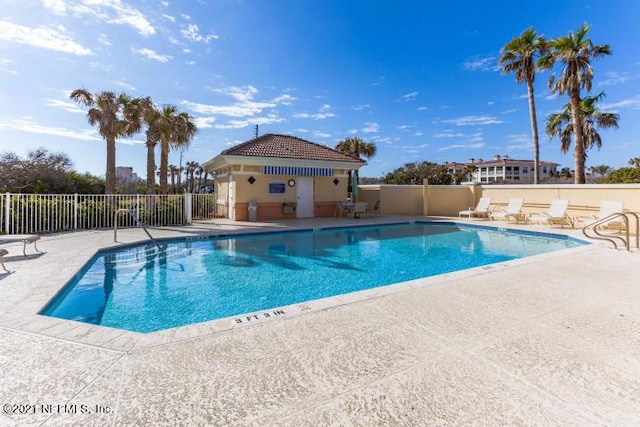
[[41, 222, 585, 333]]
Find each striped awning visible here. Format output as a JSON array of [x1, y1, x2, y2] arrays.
[[262, 166, 334, 176]]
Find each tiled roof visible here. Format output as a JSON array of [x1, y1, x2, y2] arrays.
[[221, 134, 364, 163], [446, 159, 560, 167]]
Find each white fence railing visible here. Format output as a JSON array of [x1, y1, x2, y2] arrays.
[[0, 193, 216, 235]]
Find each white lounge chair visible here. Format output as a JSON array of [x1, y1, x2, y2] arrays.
[[459, 197, 492, 219], [528, 199, 572, 228], [0, 234, 41, 256], [584, 201, 625, 230], [0, 248, 8, 271], [489, 198, 525, 223]]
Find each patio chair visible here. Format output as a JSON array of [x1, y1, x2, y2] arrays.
[[489, 198, 525, 223], [528, 199, 573, 228], [335, 201, 353, 218], [0, 234, 41, 256], [0, 248, 7, 271], [353, 202, 368, 218], [584, 201, 625, 231], [459, 197, 492, 219]]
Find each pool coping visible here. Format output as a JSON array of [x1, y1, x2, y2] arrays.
[[0, 218, 595, 352]]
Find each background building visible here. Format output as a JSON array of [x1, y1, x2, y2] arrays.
[[445, 155, 560, 184]]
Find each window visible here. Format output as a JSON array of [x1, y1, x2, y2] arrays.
[[513, 167, 519, 172], [543, 167, 547, 174], [268, 181, 286, 195], [522, 166, 528, 174]]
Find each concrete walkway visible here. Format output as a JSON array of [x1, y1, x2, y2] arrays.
[[0, 216, 639, 426]]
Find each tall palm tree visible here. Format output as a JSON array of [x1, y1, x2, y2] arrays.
[[140, 98, 163, 194], [185, 161, 199, 192], [70, 89, 142, 193], [195, 164, 204, 191], [546, 92, 619, 162], [500, 28, 548, 184], [155, 105, 199, 194], [589, 164, 613, 177], [335, 137, 377, 193], [539, 24, 612, 184], [629, 157, 640, 168], [168, 164, 179, 193]]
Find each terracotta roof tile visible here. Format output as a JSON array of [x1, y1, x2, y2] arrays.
[[222, 134, 364, 163]]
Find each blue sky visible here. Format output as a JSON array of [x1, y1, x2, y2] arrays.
[[0, 0, 639, 179]]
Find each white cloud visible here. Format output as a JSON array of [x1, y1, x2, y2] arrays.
[[97, 33, 111, 46], [132, 48, 171, 62], [438, 142, 486, 151], [362, 122, 379, 133], [272, 94, 296, 105], [162, 14, 176, 23], [501, 108, 517, 114], [417, 106, 428, 111], [414, 131, 423, 137], [463, 56, 498, 71], [181, 23, 219, 43], [348, 129, 358, 134], [0, 21, 92, 55], [292, 128, 309, 133], [313, 130, 331, 138], [114, 80, 136, 91], [351, 104, 371, 111], [193, 116, 216, 129], [293, 104, 336, 120], [214, 114, 284, 129], [504, 134, 532, 151], [43, 0, 155, 36], [400, 91, 418, 102], [600, 95, 640, 111], [0, 117, 101, 141], [0, 59, 17, 74], [44, 99, 85, 113], [599, 71, 629, 86], [440, 115, 503, 126]]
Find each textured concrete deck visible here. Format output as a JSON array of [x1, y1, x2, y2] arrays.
[[0, 216, 639, 426]]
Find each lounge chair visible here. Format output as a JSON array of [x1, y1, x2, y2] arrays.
[[0, 234, 41, 256], [528, 199, 573, 228], [489, 198, 525, 223], [0, 248, 7, 271], [459, 197, 492, 219], [584, 201, 625, 230]]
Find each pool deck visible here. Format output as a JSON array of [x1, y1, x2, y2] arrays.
[[1, 216, 639, 426]]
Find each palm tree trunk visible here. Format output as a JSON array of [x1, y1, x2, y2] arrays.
[[105, 136, 116, 194], [160, 141, 169, 193], [146, 142, 156, 194], [526, 81, 540, 185], [570, 87, 586, 184]]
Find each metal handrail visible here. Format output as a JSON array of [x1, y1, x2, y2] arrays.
[[582, 211, 639, 251], [114, 208, 162, 250]]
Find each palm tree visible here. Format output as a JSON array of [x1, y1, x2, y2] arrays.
[[500, 28, 548, 184], [70, 89, 142, 193], [335, 137, 377, 193], [185, 161, 199, 192], [628, 157, 640, 168], [140, 98, 164, 194], [195, 165, 204, 192], [168, 164, 179, 193], [539, 24, 612, 184], [155, 105, 199, 194], [462, 163, 477, 182], [546, 92, 619, 162], [589, 164, 613, 177]]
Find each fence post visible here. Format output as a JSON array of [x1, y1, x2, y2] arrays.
[[185, 193, 192, 225], [4, 192, 10, 234], [74, 193, 78, 230], [136, 194, 140, 220]]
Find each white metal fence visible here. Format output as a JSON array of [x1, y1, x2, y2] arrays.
[[0, 193, 216, 235]]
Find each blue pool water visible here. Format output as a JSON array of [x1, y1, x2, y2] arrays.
[[42, 222, 585, 333]]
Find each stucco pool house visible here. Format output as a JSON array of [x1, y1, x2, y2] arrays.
[[203, 134, 365, 221]]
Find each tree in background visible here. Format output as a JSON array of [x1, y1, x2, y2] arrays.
[[603, 157, 640, 183], [155, 105, 198, 194], [0, 148, 104, 193], [70, 89, 143, 193], [335, 137, 377, 191], [382, 161, 456, 185], [589, 164, 614, 178], [546, 92, 619, 163], [500, 27, 548, 184], [539, 24, 612, 184], [185, 161, 199, 192]]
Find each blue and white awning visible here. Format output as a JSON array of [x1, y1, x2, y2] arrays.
[[262, 166, 334, 176]]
